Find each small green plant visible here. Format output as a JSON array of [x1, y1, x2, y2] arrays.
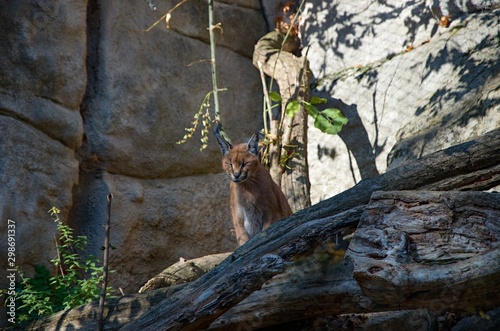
[[285, 95, 348, 135], [2, 207, 113, 324]]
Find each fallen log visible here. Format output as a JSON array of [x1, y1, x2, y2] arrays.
[[209, 191, 500, 329], [139, 253, 232, 293], [347, 191, 500, 311], [118, 207, 363, 331], [9, 129, 500, 330]]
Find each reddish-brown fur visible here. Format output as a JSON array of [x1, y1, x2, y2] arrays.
[[215, 127, 292, 246]]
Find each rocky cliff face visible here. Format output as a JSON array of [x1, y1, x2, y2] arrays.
[[0, 0, 86, 292], [0, 0, 266, 294], [299, 0, 500, 203], [1, 0, 498, 299]]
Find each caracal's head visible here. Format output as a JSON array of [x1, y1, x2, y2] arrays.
[[214, 123, 260, 183]]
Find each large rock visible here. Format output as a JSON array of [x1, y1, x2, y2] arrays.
[[300, 1, 500, 203], [387, 19, 500, 168], [0, 0, 87, 109], [0, 117, 80, 286], [82, 0, 265, 179], [166, 0, 264, 58], [0, 0, 267, 300], [73, 0, 267, 292], [69, 172, 235, 291], [0, 0, 86, 299]]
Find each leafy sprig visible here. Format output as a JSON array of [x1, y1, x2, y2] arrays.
[[285, 96, 348, 135], [1, 208, 114, 324]]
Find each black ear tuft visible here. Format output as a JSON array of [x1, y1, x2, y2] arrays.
[[213, 122, 232, 155], [247, 131, 260, 156]]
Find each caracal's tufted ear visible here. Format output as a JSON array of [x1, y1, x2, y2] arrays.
[[247, 131, 260, 156], [214, 122, 232, 155]]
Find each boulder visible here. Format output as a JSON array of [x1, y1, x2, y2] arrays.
[[298, 1, 500, 203], [0, 0, 85, 297], [388, 24, 500, 168], [82, 0, 266, 179], [0, 0, 87, 109], [0, 0, 267, 300], [0, 117, 79, 282], [68, 172, 236, 292]]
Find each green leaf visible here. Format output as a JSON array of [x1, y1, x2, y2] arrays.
[[303, 102, 319, 118], [310, 96, 327, 105], [322, 108, 348, 124], [285, 100, 301, 118], [15, 207, 116, 324], [269, 91, 282, 102], [313, 108, 348, 135]]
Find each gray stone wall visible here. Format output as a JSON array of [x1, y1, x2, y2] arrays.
[[300, 0, 499, 203], [0, 0, 266, 294]]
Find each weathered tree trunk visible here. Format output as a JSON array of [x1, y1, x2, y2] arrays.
[[280, 57, 312, 212], [347, 191, 500, 310], [139, 253, 232, 293], [11, 129, 500, 331], [210, 191, 500, 329], [253, 31, 312, 211]]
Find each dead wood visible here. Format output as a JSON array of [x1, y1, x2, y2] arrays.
[[118, 207, 362, 331], [347, 190, 500, 310], [139, 253, 231, 293], [253, 30, 312, 211], [209, 191, 500, 329]]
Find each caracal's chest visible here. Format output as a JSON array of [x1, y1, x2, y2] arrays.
[[232, 185, 265, 237], [241, 205, 263, 237]]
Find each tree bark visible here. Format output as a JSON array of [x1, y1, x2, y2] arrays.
[[280, 57, 312, 212], [12, 129, 500, 331], [253, 31, 312, 211], [17, 191, 499, 331], [118, 208, 361, 331], [347, 190, 500, 309], [139, 253, 231, 293], [209, 191, 500, 329]]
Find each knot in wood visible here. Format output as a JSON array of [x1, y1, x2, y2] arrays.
[[259, 254, 286, 274]]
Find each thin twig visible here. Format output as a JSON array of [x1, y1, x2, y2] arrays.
[[142, 0, 189, 32], [208, 0, 221, 123], [53, 234, 65, 277], [268, 0, 307, 98], [258, 61, 271, 136], [143, 13, 167, 32], [97, 193, 113, 331]]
